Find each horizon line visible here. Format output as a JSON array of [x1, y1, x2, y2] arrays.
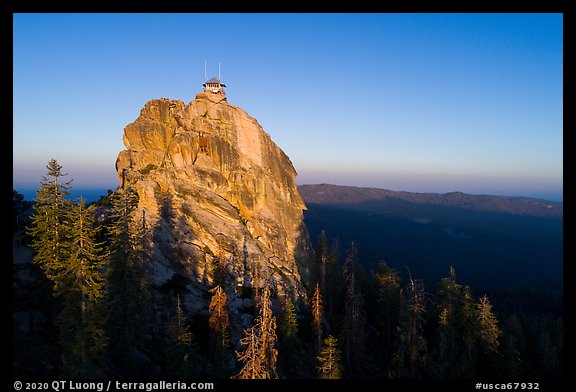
[[14, 183, 563, 204]]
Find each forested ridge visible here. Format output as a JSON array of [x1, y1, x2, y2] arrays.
[[13, 160, 562, 380]]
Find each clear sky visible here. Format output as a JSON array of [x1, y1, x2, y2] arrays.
[[13, 13, 563, 201]]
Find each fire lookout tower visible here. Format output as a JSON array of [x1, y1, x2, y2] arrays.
[[202, 77, 226, 95]]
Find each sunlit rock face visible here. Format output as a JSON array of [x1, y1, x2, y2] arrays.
[[116, 90, 312, 316]]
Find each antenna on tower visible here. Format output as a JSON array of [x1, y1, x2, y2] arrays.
[[219, 62, 221, 80], [204, 60, 207, 80]]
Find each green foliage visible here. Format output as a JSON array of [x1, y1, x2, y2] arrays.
[[60, 198, 108, 377], [341, 243, 366, 376], [434, 266, 464, 378], [93, 190, 114, 208], [165, 296, 200, 378], [20, 171, 562, 380], [317, 335, 342, 379], [28, 159, 73, 281], [311, 283, 323, 354], [279, 295, 298, 343], [498, 314, 525, 378], [455, 286, 477, 378], [60, 299, 108, 378], [28, 160, 107, 378], [66, 199, 106, 302], [374, 262, 401, 350], [139, 163, 157, 175], [105, 187, 151, 375], [391, 275, 427, 379], [13, 189, 25, 211], [370, 261, 402, 375], [476, 295, 501, 352], [203, 245, 214, 256], [278, 294, 300, 375], [13, 189, 33, 242]]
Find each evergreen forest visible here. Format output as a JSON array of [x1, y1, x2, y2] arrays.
[[13, 160, 563, 382]]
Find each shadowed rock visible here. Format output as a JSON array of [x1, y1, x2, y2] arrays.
[[116, 91, 312, 313]]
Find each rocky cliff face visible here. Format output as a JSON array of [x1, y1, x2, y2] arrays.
[[115, 90, 311, 314]]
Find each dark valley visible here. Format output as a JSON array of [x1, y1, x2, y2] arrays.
[[300, 184, 563, 294]]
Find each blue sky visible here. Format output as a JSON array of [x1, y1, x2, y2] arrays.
[[13, 13, 563, 201]]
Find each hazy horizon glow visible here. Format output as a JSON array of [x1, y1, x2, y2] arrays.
[[13, 13, 563, 202]]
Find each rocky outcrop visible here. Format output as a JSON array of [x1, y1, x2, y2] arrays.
[[115, 90, 311, 314]]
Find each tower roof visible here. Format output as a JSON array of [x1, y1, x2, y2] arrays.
[[203, 77, 226, 87]]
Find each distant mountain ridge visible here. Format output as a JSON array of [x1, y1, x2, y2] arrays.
[[298, 183, 562, 293], [298, 183, 562, 218]]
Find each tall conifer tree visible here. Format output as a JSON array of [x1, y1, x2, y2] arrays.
[[106, 187, 150, 375], [476, 295, 501, 353], [29, 161, 107, 377], [235, 287, 278, 379], [278, 293, 299, 374], [435, 266, 463, 378], [392, 274, 427, 378], [60, 197, 107, 377], [165, 296, 200, 378], [209, 285, 232, 377], [314, 230, 329, 296], [342, 243, 365, 375], [28, 159, 72, 280], [374, 262, 401, 356], [317, 335, 342, 379], [311, 283, 324, 354]]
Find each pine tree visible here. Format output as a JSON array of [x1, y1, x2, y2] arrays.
[[165, 296, 200, 378], [317, 335, 342, 379], [28, 161, 107, 377], [66, 198, 106, 308], [392, 274, 427, 378], [209, 286, 230, 338], [106, 187, 150, 375], [314, 230, 329, 296], [456, 285, 477, 378], [212, 251, 230, 289], [208, 285, 232, 377], [311, 283, 324, 354], [13, 189, 25, 236], [278, 293, 299, 374], [471, 294, 503, 377], [279, 295, 298, 344], [499, 314, 525, 378], [28, 159, 72, 281], [435, 266, 463, 378], [13, 189, 32, 245], [235, 286, 278, 379], [342, 243, 366, 375], [59, 197, 107, 377], [476, 295, 501, 353], [373, 262, 401, 358], [234, 326, 262, 379]]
